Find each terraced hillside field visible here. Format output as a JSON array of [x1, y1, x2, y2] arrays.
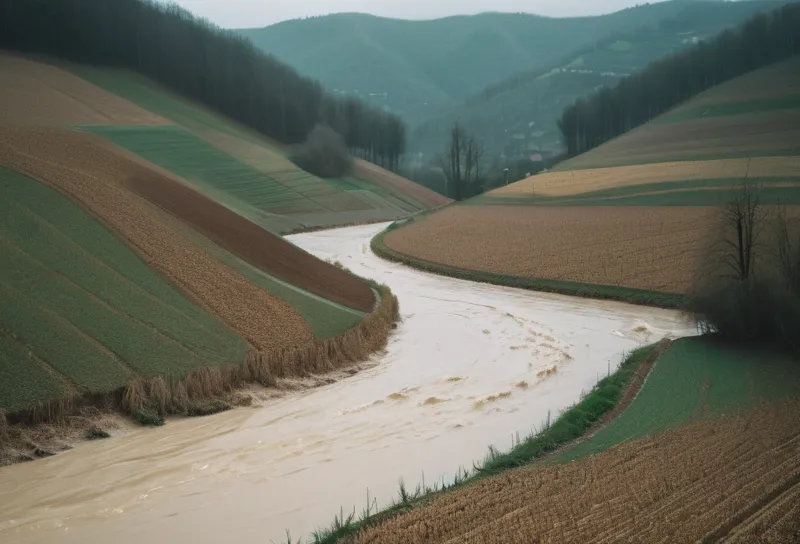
[[0, 53, 400, 434], [1, 53, 449, 235], [335, 337, 800, 543], [382, 57, 800, 301]]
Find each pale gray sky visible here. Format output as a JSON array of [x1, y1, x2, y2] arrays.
[[173, 0, 667, 29]]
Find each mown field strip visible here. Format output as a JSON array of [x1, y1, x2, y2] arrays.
[[499, 156, 800, 197], [79, 125, 325, 215]]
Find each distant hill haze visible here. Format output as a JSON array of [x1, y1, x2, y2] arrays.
[[237, 3, 706, 123], [238, 0, 790, 160]]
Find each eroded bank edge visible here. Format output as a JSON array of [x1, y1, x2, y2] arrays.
[[0, 275, 399, 466]]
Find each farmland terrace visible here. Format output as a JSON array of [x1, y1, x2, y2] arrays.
[[380, 56, 800, 305]]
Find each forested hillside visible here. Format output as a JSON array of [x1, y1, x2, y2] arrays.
[[0, 0, 406, 169], [410, 0, 790, 160], [558, 2, 800, 158], [238, 2, 712, 124]]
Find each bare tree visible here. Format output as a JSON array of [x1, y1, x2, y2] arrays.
[[439, 122, 484, 201], [772, 204, 800, 293], [717, 180, 764, 281]]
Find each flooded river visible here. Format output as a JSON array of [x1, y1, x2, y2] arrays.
[[0, 222, 697, 543]]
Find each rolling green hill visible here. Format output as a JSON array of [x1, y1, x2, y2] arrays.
[[237, 2, 717, 124], [410, 0, 790, 159]]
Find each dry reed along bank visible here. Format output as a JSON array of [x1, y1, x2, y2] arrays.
[[0, 285, 399, 465]]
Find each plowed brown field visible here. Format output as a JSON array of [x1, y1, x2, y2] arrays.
[[0, 125, 312, 349], [354, 400, 800, 544], [352, 159, 451, 209], [497, 156, 800, 197], [0, 53, 168, 126], [384, 205, 716, 294], [0, 126, 374, 314]]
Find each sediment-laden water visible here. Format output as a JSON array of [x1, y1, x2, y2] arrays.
[[0, 222, 697, 543]]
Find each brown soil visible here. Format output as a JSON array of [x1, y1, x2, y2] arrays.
[[385, 205, 717, 294], [353, 399, 800, 543], [352, 159, 452, 209], [0, 124, 315, 350], [120, 157, 375, 313], [501, 156, 800, 197], [0, 53, 169, 126]]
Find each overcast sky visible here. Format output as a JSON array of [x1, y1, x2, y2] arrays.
[[172, 0, 668, 29]]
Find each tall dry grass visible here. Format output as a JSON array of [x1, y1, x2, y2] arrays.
[[2, 285, 399, 446]]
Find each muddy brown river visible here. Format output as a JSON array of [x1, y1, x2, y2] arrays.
[[0, 223, 697, 543]]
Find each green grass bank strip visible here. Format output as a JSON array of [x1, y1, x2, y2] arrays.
[[553, 336, 800, 462], [656, 94, 800, 124], [310, 344, 661, 543], [0, 168, 248, 412], [371, 225, 685, 309]]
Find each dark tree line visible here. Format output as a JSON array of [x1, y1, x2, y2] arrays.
[[0, 0, 406, 168], [439, 122, 485, 201], [558, 3, 800, 157]]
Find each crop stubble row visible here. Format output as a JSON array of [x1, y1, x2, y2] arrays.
[[385, 206, 716, 294], [498, 156, 800, 197], [355, 400, 800, 543], [0, 125, 314, 351]]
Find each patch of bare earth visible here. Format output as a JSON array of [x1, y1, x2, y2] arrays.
[[353, 399, 800, 543], [352, 159, 452, 209], [385, 205, 716, 294], [500, 156, 800, 197], [0, 125, 314, 350], [0, 53, 169, 126]]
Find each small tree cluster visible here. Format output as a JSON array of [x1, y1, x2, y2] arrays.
[[439, 122, 485, 201], [688, 182, 800, 354], [0, 0, 406, 168], [558, 3, 800, 157], [289, 124, 353, 179]]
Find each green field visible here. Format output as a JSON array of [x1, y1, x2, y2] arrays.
[[553, 336, 800, 462], [655, 94, 800, 124], [0, 168, 249, 413], [80, 125, 326, 214], [61, 63, 431, 230]]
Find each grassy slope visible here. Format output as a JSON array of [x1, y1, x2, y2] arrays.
[[552, 55, 800, 172], [409, 0, 787, 155], [0, 168, 250, 413], [553, 337, 800, 462], [64, 63, 432, 226], [238, 2, 722, 124]]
